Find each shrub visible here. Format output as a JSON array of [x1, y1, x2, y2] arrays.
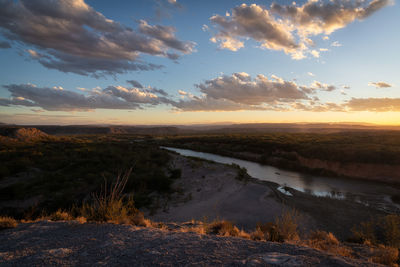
[[305, 231, 352, 258], [350, 220, 377, 244], [370, 245, 399, 266], [383, 215, 400, 248], [206, 220, 240, 237], [0, 217, 17, 230], [50, 210, 73, 221], [232, 164, 250, 181], [275, 209, 300, 241], [256, 222, 284, 242], [250, 227, 266, 241], [350, 215, 400, 248], [80, 168, 145, 226]]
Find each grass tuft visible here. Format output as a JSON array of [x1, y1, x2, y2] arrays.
[[206, 220, 240, 237], [79, 168, 146, 226], [0, 216, 18, 230], [370, 245, 399, 266], [50, 210, 73, 221], [304, 231, 353, 258]]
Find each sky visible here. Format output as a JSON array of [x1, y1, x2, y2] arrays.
[[0, 0, 399, 125]]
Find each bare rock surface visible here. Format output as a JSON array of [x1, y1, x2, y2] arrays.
[[0, 221, 382, 266]]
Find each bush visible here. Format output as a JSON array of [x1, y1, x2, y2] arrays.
[[383, 215, 400, 248], [350, 220, 377, 244], [305, 231, 352, 258], [50, 210, 73, 221], [250, 227, 266, 241], [370, 245, 399, 266], [206, 220, 240, 237], [256, 222, 284, 242], [0, 217, 17, 230], [275, 209, 300, 241], [80, 168, 146, 226], [350, 215, 400, 248]]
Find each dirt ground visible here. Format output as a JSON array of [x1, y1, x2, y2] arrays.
[[148, 154, 388, 240]]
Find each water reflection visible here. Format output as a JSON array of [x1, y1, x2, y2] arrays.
[[162, 146, 400, 211]]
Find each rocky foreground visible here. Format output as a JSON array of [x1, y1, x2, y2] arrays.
[[0, 221, 382, 266]]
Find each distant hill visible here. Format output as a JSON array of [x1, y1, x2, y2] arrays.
[[33, 125, 183, 135], [0, 127, 49, 142], [1, 123, 398, 136]]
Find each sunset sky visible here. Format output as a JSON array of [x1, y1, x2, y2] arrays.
[[0, 0, 399, 125]]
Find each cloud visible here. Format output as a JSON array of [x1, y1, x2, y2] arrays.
[[210, 4, 299, 56], [310, 50, 320, 58], [292, 102, 344, 112], [346, 98, 400, 112], [209, 0, 389, 59], [138, 20, 195, 55], [126, 80, 144, 88], [168, 73, 342, 112], [0, 41, 11, 49], [0, 0, 194, 77], [368, 81, 392, 88], [0, 83, 172, 111], [195, 72, 308, 105], [331, 41, 342, 47], [307, 72, 315, 76], [154, 0, 182, 20], [310, 81, 336, 91], [171, 96, 267, 112]]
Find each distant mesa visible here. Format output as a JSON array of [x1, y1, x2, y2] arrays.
[[0, 127, 49, 142]]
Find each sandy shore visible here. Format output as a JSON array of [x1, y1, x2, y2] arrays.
[[148, 153, 388, 239]]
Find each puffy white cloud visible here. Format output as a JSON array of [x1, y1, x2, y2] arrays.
[[210, 4, 300, 57], [0, 0, 194, 76], [209, 0, 389, 59], [195, 72, 308, 105]]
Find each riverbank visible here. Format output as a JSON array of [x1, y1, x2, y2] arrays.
[[158, 133, 400, 185], [148, 153, 389, 240]]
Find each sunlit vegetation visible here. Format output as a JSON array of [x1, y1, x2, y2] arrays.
[[161, 132, 400, 164], [159, 132, 400, 179], [0, 216, 17, 230]]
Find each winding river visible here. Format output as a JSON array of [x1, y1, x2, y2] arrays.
[[163, 146, 400, 213]]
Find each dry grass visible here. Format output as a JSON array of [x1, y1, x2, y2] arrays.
[[250, 227, 266, 241], [255, 222, 284, 242], [0, 216, 17, 230], [50, 210, 73, 221], [206, 220, 240, 236], [304, 231, 353, 258], [180, 225, 206, 235], [274, 209, 300, 241], [79, 168, 147, 226], [370, 245, 399, 267]]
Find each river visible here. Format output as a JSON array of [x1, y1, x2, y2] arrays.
[[163, 146, 400, 213]]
